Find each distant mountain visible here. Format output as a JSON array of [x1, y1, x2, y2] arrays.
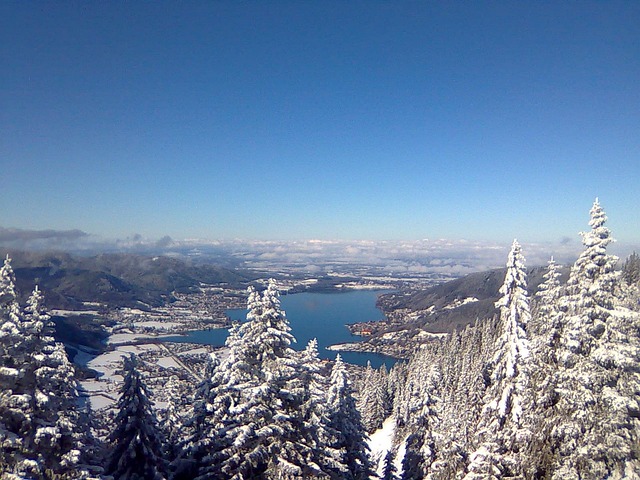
[[4, 250, 254, 310], [378, 265, 570, 334]]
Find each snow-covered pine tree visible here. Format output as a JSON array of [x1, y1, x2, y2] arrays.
[[198, 280, 332, 479], [530, 257, 563, 352], [358, 361, 387, 433], [464, 240, 533, 479], [399, 360, 440, 480], [17, 286, 86, 478], [520, 257, 566, 477], [106, 353, 167, 480], [549, 199, 640, 479], [162, 373, 189, 465], [0, 255, 22, 474], [174, 351, 223, 480], [327, 354, 374, 480], [382, 449, 398, 480], [0, 262, 87, 478], [622, 251, 640, 286], [299, 338, 345, 477]]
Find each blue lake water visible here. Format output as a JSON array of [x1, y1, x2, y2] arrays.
[[162, 290, 397, 369]]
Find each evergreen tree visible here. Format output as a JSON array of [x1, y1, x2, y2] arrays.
[[464, 240, 533, 479], [358, 362, 387, 433], [382, 449, 398, 480], [550, 199, 640, 479], [327, 354, 373, 480], [521, 258, 565, 477], [531, 257, 562, 349], [20, 286, 85, 477], [0, 261, 86, 479], [622, 251, 640, 286], [174, 352, 222, 480], [398, 361, 440, 480], [299, 339, 344, 477], [106, 354, 167, 480], [0, 255, 22, 474], [197, 280, 334, 479]]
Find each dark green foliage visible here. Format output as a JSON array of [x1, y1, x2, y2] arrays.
[[382, 449, 397, 480], [107, 354, 167, 480], [622, 251, 640, 285]]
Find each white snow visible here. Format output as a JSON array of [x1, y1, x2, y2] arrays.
[[442, 297, 479, 310], [157, 356, 181, 369], [135, 321, 182, 330], [107, 332, 162, 345], [50, 309, 101, 316], [179, 346, 210, 356], [80, 343, 161, 411], [367, 416, 396, 478]]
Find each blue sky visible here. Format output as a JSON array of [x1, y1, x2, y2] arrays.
[[1, 1, 639, 245]]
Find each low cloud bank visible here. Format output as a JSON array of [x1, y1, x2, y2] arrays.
[[2, 226, 636, 276]]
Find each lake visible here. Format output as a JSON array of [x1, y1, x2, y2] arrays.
[[162, 290, 398, 369]]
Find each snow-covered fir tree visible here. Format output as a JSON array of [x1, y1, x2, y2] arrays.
[[382, 449, 398, 480], [327, 354, 374, 480], [549, 199, 640, 479], [106, 353, 167, 480], [18, 286, 85, 477], [398, 356, 441, 480], [193, 280, 340, 479], [173, 352, 222, 480], [298, 339, 344, 477], [622, 251, 640, 286], [0, 259, 87, 479], [464, 240, 533, 479], [0, 255, 22, 474], [358, 361, 387, 433]]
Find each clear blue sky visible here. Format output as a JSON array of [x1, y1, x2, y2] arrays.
[[1, 1, 639, 244]]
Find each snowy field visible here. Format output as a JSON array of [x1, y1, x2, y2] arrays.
[[80, 343, 163, 410]]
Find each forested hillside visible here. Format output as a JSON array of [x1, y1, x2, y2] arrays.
[[0, 199, 638, 479], [6, 251, 252, 309]]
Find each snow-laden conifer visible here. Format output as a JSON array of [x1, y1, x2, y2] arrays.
[[398, 359, 440, 480], [358, 361, 387, 433], [298, 338, 345, 477], [382, 449, 398, 480], [0, 269, 87, 478], [20, 287, 85, 477], [550, 199, 640, 479], [464, 240, 532, 479], [107, 353, 167, 480], [174, 352, 222, 480], [0, 255, 25, 475], [530, 257, 563, 350], [197, 280, 334, 479], [327, 354, 373, 480]]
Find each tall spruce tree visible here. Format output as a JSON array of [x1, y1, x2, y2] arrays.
[[399, 359, 441, 480], [197, 280, 335, 479], [19, 286, 85, 477], [298, 339, 345, 478], [382, 449, 398, 480], [550, 199, 640, 479], [327, 354, 373, 480], [464, 240, 532, 479], [0, 255, 23, 474], [107, 353, 167, 480], [521, 258, 565, 477], [358, 361, 387, 433], [0, 259, 85, 479]]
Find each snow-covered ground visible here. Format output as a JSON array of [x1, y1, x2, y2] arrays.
[[80, 343, 163, 411], [367, 416, 406, 478]]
